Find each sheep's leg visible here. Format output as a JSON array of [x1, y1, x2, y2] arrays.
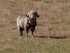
[[26, 28, 29, 37], [19, 27, 24, 37], [20, 31, 23, 36], [31, 28, 35, 37]]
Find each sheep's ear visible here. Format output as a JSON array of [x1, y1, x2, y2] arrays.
[[25, 15, 29, 17]]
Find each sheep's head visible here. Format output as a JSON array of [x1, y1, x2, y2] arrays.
[[26, 10, 40, 19]]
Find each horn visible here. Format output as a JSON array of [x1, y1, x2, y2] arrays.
[[34, 11, 39, 17]]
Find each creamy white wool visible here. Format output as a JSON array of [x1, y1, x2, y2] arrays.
[[17, 16, 29, 28]]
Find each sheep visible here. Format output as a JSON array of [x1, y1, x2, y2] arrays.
[[17, 10, 40, 37]]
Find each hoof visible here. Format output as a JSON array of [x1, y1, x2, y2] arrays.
[[19, 36, 22, 38], [31, 36, 34, 38]]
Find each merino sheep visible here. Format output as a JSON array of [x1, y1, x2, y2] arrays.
[[17, 10, 40, 37]]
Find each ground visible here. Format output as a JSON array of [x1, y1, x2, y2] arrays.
[[0, 0, 70, 53]]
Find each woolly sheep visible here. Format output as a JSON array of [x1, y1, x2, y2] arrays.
[[17, 10, 40, 37]]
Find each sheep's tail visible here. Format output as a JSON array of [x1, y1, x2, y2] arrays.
[[17, 15, 21, 21], [17, 15, 21, 27]]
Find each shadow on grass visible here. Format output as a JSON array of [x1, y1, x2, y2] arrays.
[[34, 36, 67, 39], [50, 36, 67, 39], [34, 36, 48, 38]]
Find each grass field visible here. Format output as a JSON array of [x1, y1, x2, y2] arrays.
[[0, 0, 70, 53]]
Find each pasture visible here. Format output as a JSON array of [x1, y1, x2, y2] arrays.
[[0, 0, 70, 53]]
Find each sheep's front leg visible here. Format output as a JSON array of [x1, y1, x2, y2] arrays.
[[31, 27, 35, 37]]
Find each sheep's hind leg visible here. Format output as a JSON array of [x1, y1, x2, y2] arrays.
[[26, 28, 29, 37], [19, 27, 24, 37]]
